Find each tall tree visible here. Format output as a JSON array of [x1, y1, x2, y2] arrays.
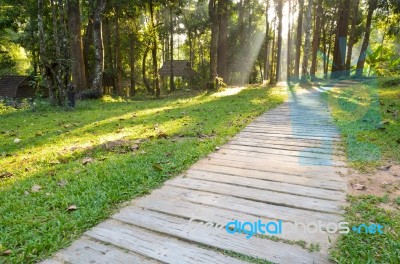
[[301, 0, 312, 81], [294, 0, 304, 80], [114, 3, 123, 96], [330, 0, 351, 79], [345, 0, 360, 76], [263, 0, 270, 81], [208, 0, 218, 88], [217, 0, 228, 82], [149, 1, 160, 97], [356, 0, 378, 77], [91, 0, 106, 93], [310, 0, 322, 81], [67, 0, 87, 92], [170, 4, 176, 91], [275, 0, 283, 82]]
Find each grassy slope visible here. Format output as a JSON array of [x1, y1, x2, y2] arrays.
[[326, 77, 400, 263], [0, 87, 285, 263]]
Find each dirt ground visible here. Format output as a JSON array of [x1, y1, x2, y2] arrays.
[[345, 163, 400, 210]]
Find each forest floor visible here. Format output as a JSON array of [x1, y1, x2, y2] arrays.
[[324, 77, 400, 263], [0, 86, 285, 263]]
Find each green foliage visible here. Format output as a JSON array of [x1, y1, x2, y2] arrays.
[[330, 195, 400, 263], [0, 86, 285, 263]]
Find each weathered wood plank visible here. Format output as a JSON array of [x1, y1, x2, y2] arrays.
[[212, 148, 346, 167], [185, 169, 346, 200], [51, 237, 160, 264], [189, 164, 347, 190], [221, 144, 345, 161], [112, 207, 330, 264], [86, 220, 247, 264], [148, 186, 342, 224], [197, 156, 349, 179], [165, 177, 344, 214], [133, 195, 338, 252]]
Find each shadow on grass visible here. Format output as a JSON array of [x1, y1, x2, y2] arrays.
[[0, 86, 285, 263]]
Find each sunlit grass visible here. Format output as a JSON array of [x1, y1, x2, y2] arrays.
[[326, 77, 400, 263], [0, 85, 286, 263]]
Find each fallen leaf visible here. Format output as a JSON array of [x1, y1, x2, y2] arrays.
[[13, 138, 21, 143], [153, 164, 163, 171], [131, 144, 139, 151], [157, 132, 168, 139], [82, 157, 94, 165], [0, 171, 14, 179], [1, 249, 11, 256], [67, 205, 77, 211], [378, 165, 392, 171], [31, 184, 42, 192], [57, 179, 67, 187], [352, 183, 366, 190]]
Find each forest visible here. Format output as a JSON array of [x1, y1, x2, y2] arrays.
[[1, 0, 399, 105], [1, 0, 400, 263]]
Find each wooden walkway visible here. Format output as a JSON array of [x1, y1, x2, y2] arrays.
[[42, 86, 348, 264]]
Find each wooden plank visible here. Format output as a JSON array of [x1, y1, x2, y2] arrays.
[[112, 207, 330, 264], [189, 163, 347, 190], [149, 186, 342, 224], [221, 144, 345, 161], [166, 177, 344, 214], [230, 138, 345, 155], [86, 220, 247, 264], [237, 131, 341, 144], [52, 237, 160, 264], [238, 130, 340, 141], [201, 154, 349, 177], [214, 148, 346, 167], [242, 127, 340, 138], [40, 260, 63, 264], [134, 195, 336, 253], [186, 169, 346, 200], [232, 136, 345, 151]]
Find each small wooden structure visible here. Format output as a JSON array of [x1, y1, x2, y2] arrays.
[[159, 60, 198, 78], [0, 75, 36, 98]]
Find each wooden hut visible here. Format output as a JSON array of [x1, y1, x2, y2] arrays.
[[159, 60, 198, 78], [0, 75, 36, 98]]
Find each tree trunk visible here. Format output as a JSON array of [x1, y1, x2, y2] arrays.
[[208, 0, 218, 88], [91, 0, 106, 93], [149, 1, 160, 97], [217, 0, 228, 83], [142, 45, 152, 94], [115, 4, 123, 96], [263, 0, 269, 81], [83, 19, 93, 87], [301, 0, 312, 82], [294, 0, 304, 80], [129, 33, 136, 97], [310, 0, 322, 81], [269, 24, 276, 84], [67, 0, 87, 92], [330, 0, 351, 79], [170, 6, 175, 91], [287, 0, 292, 81], [38, 0, 51, 100], [356, 0, 377, 77], [275, 0, 283, 82], [345, 0, 360, 76]]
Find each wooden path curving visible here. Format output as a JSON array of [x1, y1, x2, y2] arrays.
[[42, 85, 348, 264]]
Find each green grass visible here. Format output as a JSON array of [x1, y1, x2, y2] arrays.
[[330, 195, 400, 263], [0, 86, 285, 263], [326, 77, 400, 263]]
